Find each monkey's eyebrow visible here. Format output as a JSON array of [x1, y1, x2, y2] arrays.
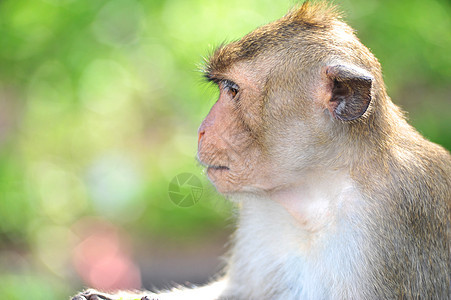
[[203, 71, 222, 84], [203, 71, 214, 82]]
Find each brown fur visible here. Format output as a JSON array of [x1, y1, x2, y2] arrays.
[[204, 2, 341, 77]]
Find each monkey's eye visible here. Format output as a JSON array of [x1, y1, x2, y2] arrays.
[[221, 80, 239, 99]]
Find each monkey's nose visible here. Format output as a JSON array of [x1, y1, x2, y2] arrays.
[[198, 130, 205, 144]]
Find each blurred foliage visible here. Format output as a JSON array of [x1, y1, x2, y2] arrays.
[[0, 0, 449, 298]]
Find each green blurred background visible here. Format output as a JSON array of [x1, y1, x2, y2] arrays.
[[0, 0, 449, 298]]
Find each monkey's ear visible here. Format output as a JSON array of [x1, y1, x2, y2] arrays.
[[325, 64, 373, 121]]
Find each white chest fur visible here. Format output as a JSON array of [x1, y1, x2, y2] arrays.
[[225, 172, 368, 300]]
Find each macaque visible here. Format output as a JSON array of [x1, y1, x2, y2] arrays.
[[73, 2, 450, 299]]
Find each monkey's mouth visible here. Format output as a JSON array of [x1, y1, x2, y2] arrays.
[[197, 156, 230, 171], [206, 165, 230, 182], [204, 163, 230, 177], [206, 165, 230, 171], [207, 166, 230, 170]]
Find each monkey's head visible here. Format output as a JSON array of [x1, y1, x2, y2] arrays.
[[197, 2, 386, 195]]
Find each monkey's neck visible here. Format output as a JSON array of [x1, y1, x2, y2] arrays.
[[225, 170, 366, 298], [269, 169, 360, 233]]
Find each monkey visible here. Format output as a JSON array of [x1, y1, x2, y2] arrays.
[[73, 2, 451, 299]]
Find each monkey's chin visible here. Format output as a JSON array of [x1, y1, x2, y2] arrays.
[[206, 167, 266, 195], [206, 166, 229, 180], [206, 166, 237, 194]]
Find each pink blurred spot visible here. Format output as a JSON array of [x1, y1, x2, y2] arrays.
[[89, 254, 141, 290], [72, 218, 142, 290]]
